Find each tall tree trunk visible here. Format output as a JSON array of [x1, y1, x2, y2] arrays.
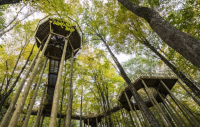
[[8, 34, 51, 127], [0, 43, 40, 127], [0, 43, 35, 111], [5, 42, 27, 91], [117, 0, 200, 68], [143, 39, 200, 101], [49, 38, 68, 127], [0, 0, 26, 5], [22, 58, 48, 127], [98, 35, 160, 126], [33, 87, 47, 127], [58, 65, 67, 127], [65, 52, 74, 127], [80, 84, 83, 127]]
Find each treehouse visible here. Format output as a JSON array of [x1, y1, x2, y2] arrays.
[[35, 18, 81, 60], [2, 17, 200, 127], [34, 18, 81, 115]]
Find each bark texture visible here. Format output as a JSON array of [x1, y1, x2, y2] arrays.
[[0, 44, 40, 127], [8, 34, 51, 127], [101, 39, 160, 126], [143, 39, 200, 100], [0, 0, 27, 5], [49, 39, 68, 127], [118, 0, 200, 68], [65, 52, 74, 127], [22, 58, 48, 127]]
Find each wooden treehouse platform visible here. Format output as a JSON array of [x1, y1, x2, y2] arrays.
[[26, 74, 177, 127], [35, 18, 81, 60], [34, 17, 81, 115], [118, 76, 177, 111]]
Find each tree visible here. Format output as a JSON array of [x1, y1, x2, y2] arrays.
[[117, 0, 200, 68]]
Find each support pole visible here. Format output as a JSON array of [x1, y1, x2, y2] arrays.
[[157, 91, 185, 126], [49, 38, 69, 127], [178, 80, 200, 106], [96, 118, 98, 127], [65, 51, 74, 127], [23, 58, 48, 127], [165, 97, 187, 126], [124, 91, 140, 127], [34, 86, 47, 127], [87, 119, 89, 127], [128, 111, 136, 127], [39, 115, 45, 127], [160, 80, 200, 126], [134, 105, 143, 127], [0, 44, 42, 127], [8, 34, 52, 127], [142, 80, 173, 127]]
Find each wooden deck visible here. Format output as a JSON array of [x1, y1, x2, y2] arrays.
[[35, 18, 81, 60]]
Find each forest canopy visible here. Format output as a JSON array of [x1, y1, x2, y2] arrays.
[[0, 0, 200, 127]]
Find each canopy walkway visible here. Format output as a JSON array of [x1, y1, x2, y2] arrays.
[[1, 17, 200, 127], [26, 74, 178, 127]]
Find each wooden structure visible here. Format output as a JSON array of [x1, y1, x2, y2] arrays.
[[35, 18, 81, 115], [1, 17, 200, 127]]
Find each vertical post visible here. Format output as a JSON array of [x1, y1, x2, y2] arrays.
[[87, 119, 89, 127], [34, 87, 47, 127], [96, 118, 98, 127], [142, 80, 173, 127], [124, 91, 140, 127], [65, 51, 74, 127], [128, 111, 136, 127], [8, 34, 52, 127], [0, 45, 42, 127], [160, 80, 200, 125], [23, 58, 48, 127], [80, 84, 83, 127], [178, 80, 200, 106], [39, 115, 45, 127], [165, 96, 187, 126], [49, 38, 68, 127], [157, 91, 185, 126], [133, 105, 143, 127]]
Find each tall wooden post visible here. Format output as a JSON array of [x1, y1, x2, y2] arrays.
[[178, 80, 200, 106], [142, 80, 173, 127], [65, 51, 74, 127], [157, 91, 185, 126], [96, 118, 99, 127], [124, 91, 140, 127], [49, 38, 68, 127], [8, 34, 52, 127], [87, 119, 89, 127], [0, 45, 42, 127], [34, 87, 47, 127], [160, 80, 200, 125], [23, 58, 48, 127]]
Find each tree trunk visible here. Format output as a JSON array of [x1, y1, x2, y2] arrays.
[[143, 39, 200, 101], [0, 43, 35, 111], [58, 66, 67, 127], [80, 84, 83, 127], [117, 0, 200, 68], [0, 43, 41, 127], [49, 39, 68, 127], [22, 58, 48, 127], [0, 0, 26, 5], [65, 52, 74, 127], [8, 34, 51, 127], [33, 87, 47, 127], [99, 36, 160, 126]]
